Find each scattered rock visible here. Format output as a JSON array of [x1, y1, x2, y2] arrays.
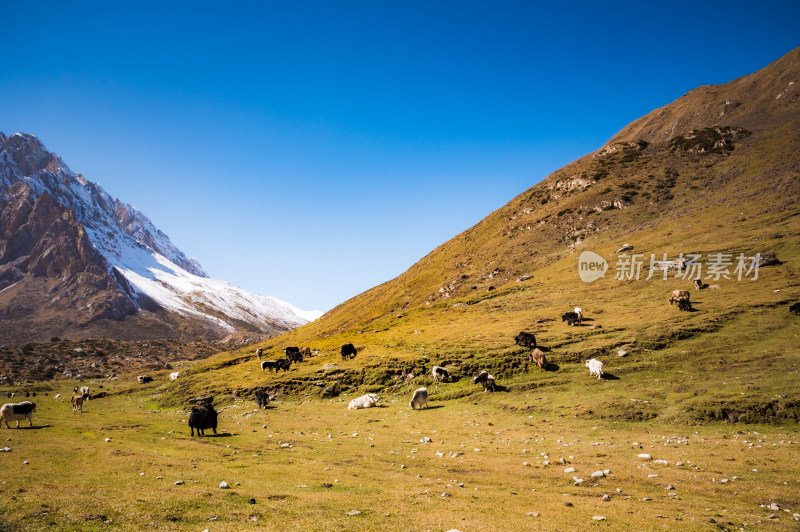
[[638, 454, 652, 460], [174, 481, 184, 485], [564, 467, 576, 473], [346, 510, 361, 516], [591, 471, 605, 478], [219, 481, 229, 489], [616, 244, 633, 253], [525, 512, 539, 517], [441, 492, 451, 498], [593, 516, 606, 521], [618, 350, 628, 357], [601, 494, 610, 501]]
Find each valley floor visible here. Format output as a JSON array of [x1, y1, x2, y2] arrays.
[[1, 384, 799, 531]]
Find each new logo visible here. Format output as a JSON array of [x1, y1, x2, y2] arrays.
[[578, 251, 608, 282]]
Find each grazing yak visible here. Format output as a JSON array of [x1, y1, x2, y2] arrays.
[[677, 299, 692, 311], [137, 375, 153, 384], [169, 372, 180, 381], [573, 307, 583, 325], [410, 388, 428, 409], [71, 395, 84, 413], [260, 360, 278, 373], [514, 331, 536, 348], [789, 302, 800, 315], [341, 343, 357, 360], [255, 389, 270, 409], [694, 279, 704, 290], [274, 359, 292, 372], [0, 401, 36, 428], [300, 346, 312, 358], [472, 371, 496, 392], [189, 404, 218, 437], [585, 358, 604, 379], [348, 393, 380, 410], [562, 311, 580, 326], [669, 289, 690, 305], [285, 347, 303, 363], [431, 366, 452, 383], [79, 386, 90, 400], [529, 348, 547, 370]]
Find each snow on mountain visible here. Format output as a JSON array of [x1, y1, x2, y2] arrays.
[[0, 132, 319, 332], [114, 251, 319, 332]]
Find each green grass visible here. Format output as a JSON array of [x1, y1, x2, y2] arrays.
[[2, 379, 800, 531], [4, 53, 800, 529]]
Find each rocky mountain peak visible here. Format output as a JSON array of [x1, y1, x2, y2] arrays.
[[0, 132, 317, 344]]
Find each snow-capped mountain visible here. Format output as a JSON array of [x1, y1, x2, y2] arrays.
[[0, 132, 320, 343]]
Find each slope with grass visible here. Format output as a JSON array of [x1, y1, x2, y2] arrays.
[[164, 48, 800, 424], [1, 48, 800, 532]]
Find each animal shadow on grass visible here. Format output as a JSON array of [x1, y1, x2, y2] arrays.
[[545, 362, 560, 372], [14, 425, 48, 430], [421, 405, 445, 410], [600, 373, 620, 380], [204, 432, 235, 438]]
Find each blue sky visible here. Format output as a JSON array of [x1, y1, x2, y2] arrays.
[[2, 2, 798, 312]]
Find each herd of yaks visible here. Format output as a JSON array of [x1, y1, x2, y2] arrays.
[[4, 287, 769, 435]]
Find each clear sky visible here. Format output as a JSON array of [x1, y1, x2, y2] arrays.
[[1, 1, 798, 312]]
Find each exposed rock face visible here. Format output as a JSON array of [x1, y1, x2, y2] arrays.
[[0, 132, 314, 344]]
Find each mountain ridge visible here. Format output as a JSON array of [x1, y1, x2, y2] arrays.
[[0, 132, 319, 344]]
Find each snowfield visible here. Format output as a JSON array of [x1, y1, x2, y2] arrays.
[[115, 253, 319, 332]]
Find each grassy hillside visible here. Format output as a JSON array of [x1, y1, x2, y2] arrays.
[[1, 49, 799, 531], [160, 48, 800, 424]]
